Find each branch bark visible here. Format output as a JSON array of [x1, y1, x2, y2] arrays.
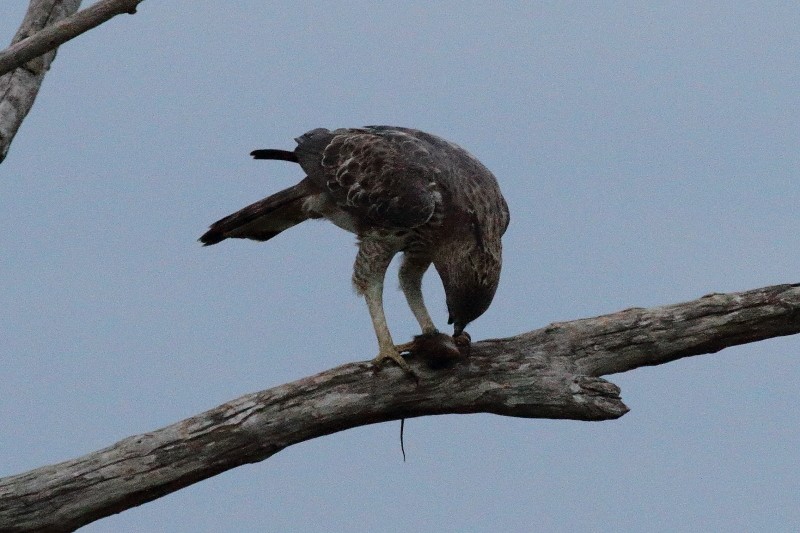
[[0, 0, 145, 164], [1, 283, 798, 532], [0, 0, 81, 164], [0, 0, 144, 77]]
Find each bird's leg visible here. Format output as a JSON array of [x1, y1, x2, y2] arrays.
[[398, 256, 437, 336], [363, 281, 413, 372], [395, 256, 437, 354], [354, 240, 413, 374]]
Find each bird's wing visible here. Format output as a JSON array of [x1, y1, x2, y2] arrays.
[[315, 129, 441, 229]]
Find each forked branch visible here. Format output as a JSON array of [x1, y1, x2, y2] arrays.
[[0, 0, 145, 77], [0, 0, 145, 164], [0, 283, 798, 532]]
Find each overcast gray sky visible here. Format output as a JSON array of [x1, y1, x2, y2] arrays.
[[1, 1, 798, 531]]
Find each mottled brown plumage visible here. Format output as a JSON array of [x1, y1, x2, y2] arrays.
[[201, 126, 509, 371]]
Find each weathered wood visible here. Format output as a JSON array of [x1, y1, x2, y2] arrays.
[[565, 283, 799, 375], [0, 0, 146, 164], [0, 283, 797, 532], [0, 0, 81, 164], [0, 0, 145, 77]]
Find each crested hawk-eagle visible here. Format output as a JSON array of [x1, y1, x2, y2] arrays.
[[201, 126, 509, 371]]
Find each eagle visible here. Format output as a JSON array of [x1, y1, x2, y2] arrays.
[[200, 126, 509, 372]]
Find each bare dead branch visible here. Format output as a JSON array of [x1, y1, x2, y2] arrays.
[[0, 0, 145, 77], [0, 0, 146, 163], [0, 0, 81, 164], [0, 282, 797, 531], [557, 282, 799, 376]]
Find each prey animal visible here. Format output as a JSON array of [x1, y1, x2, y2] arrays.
[[200, 126, 509, 372]]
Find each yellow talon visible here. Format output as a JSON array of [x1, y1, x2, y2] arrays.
[[373, 347, 414, 374]]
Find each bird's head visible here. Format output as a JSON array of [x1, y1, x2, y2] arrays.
[[434, 219, 504, 336]]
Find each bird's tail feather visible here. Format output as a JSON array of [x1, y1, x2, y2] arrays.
[[250, 149, 298, 162], [199, 179, 312, 246]]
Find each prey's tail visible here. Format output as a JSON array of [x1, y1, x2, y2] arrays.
[[200, 176, 313, 246]]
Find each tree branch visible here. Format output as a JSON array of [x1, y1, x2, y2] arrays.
[[0, 0, 145, 77], [0, 0, 145, 164], [0, 0, 81, 164], [1, 283, 798, 532], [551, 282, 800, 376]]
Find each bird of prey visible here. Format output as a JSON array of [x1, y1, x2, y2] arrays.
[[200, 126, 509, 371]]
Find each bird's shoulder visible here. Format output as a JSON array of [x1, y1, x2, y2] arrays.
[[298, 127, 443, 229]]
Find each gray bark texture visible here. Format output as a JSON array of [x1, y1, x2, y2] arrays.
[[0, 0, 144, 164], [0, 0, 81, 164], [0, 282, 798, 532]]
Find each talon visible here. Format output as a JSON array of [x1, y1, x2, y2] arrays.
[[373, 347, 415, 375], [395, 341, 415, 353]]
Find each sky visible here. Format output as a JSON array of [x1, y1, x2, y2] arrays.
[[1, 1, 798, 531]]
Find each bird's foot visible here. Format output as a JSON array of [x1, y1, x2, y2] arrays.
[[372, 346, 415, 376], [395, 341, 416, 353]]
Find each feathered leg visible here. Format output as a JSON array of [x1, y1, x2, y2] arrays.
[[353, 239, 412, 373], [398, 255, 437, 335]]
